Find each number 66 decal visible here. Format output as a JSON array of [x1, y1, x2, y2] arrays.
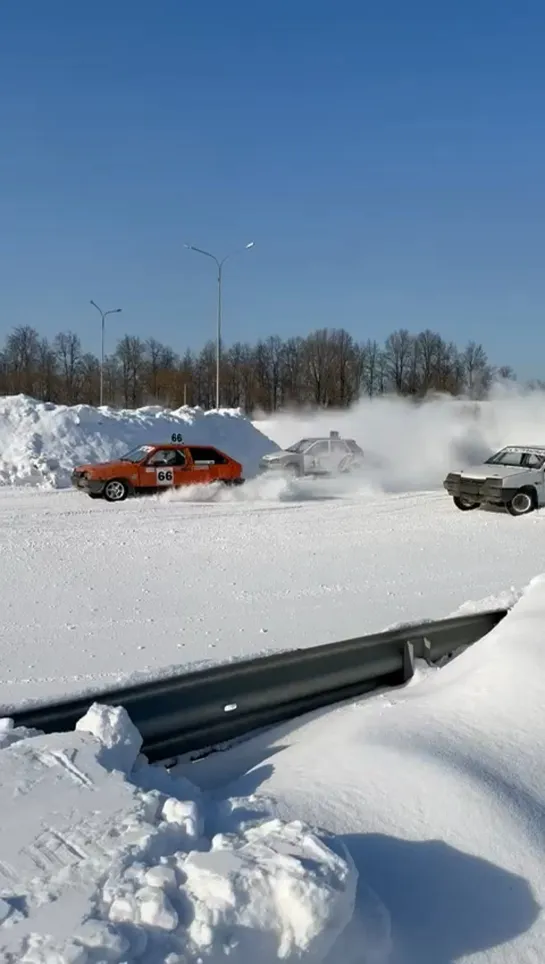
[[156, 468, 174, 485]]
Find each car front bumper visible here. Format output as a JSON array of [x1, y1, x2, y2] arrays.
[[259, 460, 295, 472], [443, 473, 510, 504], [71, 471, 105, 496]]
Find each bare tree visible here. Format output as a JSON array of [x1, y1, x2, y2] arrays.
[[384, 329, 413, 393], [54, 331, 83, 403], [36, 338, 57, 400], [4, 326, 41, 395], [462, 341, 492, 399], [116, 335, 146, 407], [0, 322, 514, 410]]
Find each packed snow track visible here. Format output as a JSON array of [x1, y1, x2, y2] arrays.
[[2, 481, 544, 710]]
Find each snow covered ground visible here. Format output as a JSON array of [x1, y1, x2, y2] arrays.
[[1, 573, 544, 963], [3, 388, 545, 710], [3, 389, 545, 961], [0, 480, 539, 710]]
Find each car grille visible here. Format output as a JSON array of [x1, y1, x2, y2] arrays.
[[444, 472, 504, 501]]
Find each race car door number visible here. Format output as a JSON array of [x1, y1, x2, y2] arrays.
[[156, 468, 174, 486]]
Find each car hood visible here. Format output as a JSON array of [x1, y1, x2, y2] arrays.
[[74, 460, 131, 474], [260, 450, 299, 462], [459, 464, 526, 480]]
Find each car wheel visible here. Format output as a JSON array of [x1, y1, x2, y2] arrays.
[[453, 496, 480, 511], [506, 488, 536, 516], [103, 479, 129, 503]]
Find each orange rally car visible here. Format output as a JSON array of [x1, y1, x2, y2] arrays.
[[71, 437, 245, 502]]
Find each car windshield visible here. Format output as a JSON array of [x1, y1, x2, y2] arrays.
[[484, 448, 541, 467], [286, 439, 313, 453], [120, 445, 153, 463], [485, 449, 522, 466]]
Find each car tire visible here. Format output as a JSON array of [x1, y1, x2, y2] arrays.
[[506, 488, 536, 516], [338, 456, 353, 473], [453, 496, 480, 511], [103, 479, 130, 503]]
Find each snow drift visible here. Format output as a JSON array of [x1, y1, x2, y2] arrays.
[[0, 395, 277, 488], [0, 703, 356, 964]]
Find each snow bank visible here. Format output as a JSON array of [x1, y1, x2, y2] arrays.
[[0, 394, 277, 488], [192, 575, 545, 963], [0, 703, 356, 964], [256, 384, 545, 492]]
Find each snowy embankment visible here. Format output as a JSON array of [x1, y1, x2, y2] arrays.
[[0, 395, 277, 487], [2, 579, 545, 962], [0, 703, 355, 964], [186, 574, 545, 963]]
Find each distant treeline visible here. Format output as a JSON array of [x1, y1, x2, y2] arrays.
[[0, 325, 518, 411]]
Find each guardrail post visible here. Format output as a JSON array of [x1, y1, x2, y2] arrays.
[[400, 640, 415, 683]]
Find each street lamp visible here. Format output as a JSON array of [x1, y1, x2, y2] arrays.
[[184, 241, 254, 410], [90, 300, 122, 407]]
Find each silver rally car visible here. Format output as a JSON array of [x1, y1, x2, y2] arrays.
[[444, 445, 545, 516], [259, 431, 364, 478]]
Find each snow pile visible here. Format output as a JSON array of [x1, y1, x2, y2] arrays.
[[190, 575, 545, 963], [0, 394, 277, 488], [0, 702, 356, 964], [257, 384, 545, 492]]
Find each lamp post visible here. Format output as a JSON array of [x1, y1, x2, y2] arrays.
[[184, 241, 254, 410], [90, 300, 122, 407]]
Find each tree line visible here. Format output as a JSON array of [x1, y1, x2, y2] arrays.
[[0, 324, 516, 411]]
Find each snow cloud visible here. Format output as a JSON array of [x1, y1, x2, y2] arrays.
[[256, 383, 545, 492]]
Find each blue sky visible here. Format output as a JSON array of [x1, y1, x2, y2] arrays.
[[0, 1, 544, 376]]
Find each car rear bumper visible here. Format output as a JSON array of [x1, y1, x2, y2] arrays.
[[443, 473, 515, 504], [71, 471, 105, 496]]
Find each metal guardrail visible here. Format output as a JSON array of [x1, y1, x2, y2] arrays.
[[11, 609, 507, 762]]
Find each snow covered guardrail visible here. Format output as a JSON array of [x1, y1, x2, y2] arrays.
[[12, 609, 507, 762]]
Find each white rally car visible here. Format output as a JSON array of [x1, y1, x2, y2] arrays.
[[259, 431, 364, 478], [443, 445, 545, 516]]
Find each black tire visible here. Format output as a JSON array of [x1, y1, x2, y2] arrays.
[[506, 488, 536, 516], [453, 496, 480, 511], [103, 479, 129, 503]]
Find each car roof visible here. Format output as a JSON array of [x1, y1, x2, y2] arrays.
[[500, 445, 545, 453], [148, 442, 219, 450], [296, 436, 353, 443]]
